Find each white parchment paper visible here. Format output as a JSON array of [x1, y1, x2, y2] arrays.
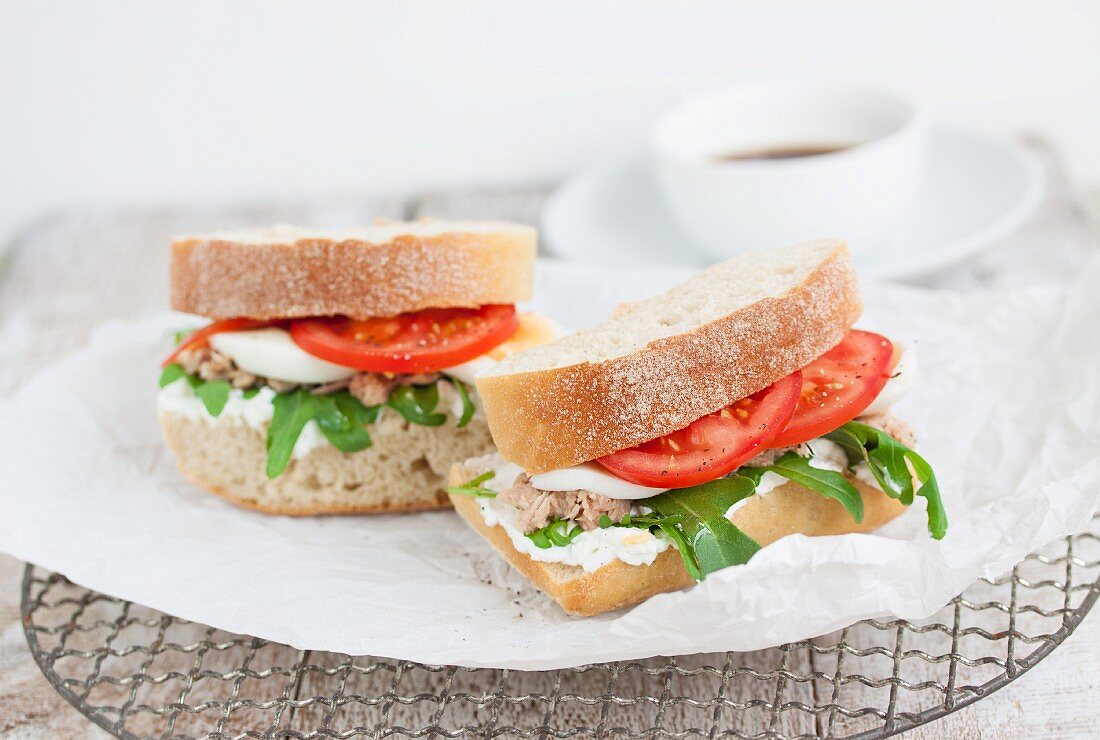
[[1, 258, 1098, 670]]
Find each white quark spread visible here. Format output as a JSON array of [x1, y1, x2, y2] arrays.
[[157, 376, 477, 459], [806, 438, 848, 472], [723, 467, 797, 518], [805, 437, 881, 489], [468, 454, 672, 573], [157, 378, 329, 459], [477, 497, 672, 573]]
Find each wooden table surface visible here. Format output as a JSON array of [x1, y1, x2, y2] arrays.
[[1, 145, 1099, 738]]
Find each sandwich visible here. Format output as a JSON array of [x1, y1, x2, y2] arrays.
[[447, 239, 947, 616], [158, 222, 556, 515]]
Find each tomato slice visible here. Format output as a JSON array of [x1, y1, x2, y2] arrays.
[[595, 372, 802, 489], [161, 318, 272, 367], [768, 329, 895, 448], [288, 305, 519, 374]]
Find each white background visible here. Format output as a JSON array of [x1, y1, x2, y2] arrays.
[[2, 0, 1099, 244]]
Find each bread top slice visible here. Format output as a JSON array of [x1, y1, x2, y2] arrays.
[[476, 239, 861, 473], [171, 221, 536, 319]]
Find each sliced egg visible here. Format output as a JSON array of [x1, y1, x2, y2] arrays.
[[864, 341, 917, 415], [482, 459, 526, 493], [529, 462, 669, 500], [442, 355, 496, 385], [486, 313, 562, 360], [442, 312, 562, 383], [209, 328, 357, 384]]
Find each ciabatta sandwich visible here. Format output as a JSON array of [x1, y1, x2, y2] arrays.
[[447, 239, 946, 616], [158, 222, 555, 515]]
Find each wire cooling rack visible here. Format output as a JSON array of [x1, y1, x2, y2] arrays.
[[21, 513, 1100, 739]]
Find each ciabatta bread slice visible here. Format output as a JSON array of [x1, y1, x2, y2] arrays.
[[161, 408, 494, 515], [447, 464, 906, 616], [171, 221, 536, 320], [476, 239, 860, 474]]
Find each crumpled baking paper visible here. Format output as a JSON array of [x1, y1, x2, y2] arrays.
[[1, 258, 1098, 670]]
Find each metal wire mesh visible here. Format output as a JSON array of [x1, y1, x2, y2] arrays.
[[21, 513, 1100, 739]]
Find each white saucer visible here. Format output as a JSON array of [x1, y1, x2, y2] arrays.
[[542, 125, 1044, 280]]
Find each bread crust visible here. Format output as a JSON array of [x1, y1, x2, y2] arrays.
[[171, 223, 536, 320], [476, 241, 861, 473], [449, 465, 906, 616], [160, 408, 494, 515]]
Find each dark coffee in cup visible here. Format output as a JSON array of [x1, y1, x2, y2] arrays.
[[714, 143, 854, 162]]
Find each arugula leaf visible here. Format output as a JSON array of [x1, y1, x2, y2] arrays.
[[654, 518, 704, 577], [446, 471, 498, 498], [745, 452, 864, 523], [528, 518, 584, 549], [159, 364, 229, 416], [645, 476, 760, 580], [194, 380, 231, 417], [387, 383, 447, 426], [614, 512, 681, 529], [158, 363, 188, 388], [449, 378, 476, 428], [824, 421, 947, 540], [161, 363, 381, 478], [313, 394, 379, 452], [265, 389, 380, 478], [266, 391, 316, 478]]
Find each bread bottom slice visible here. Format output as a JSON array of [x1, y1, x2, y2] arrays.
[[448, 466, 906, 616], [161, 409, 493, 515]]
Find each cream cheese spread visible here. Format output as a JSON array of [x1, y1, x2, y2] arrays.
[[158, 376, 475, 459], [468, 453, 671, 573], [157, 377, 329, 459]]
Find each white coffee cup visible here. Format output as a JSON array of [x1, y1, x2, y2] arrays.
[[652, 79, 927, 259]]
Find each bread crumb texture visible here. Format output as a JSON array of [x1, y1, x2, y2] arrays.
[[160, 408, 494, 515]]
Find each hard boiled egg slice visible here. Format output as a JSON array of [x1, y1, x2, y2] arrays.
[[530, 462, 669, 500], [485, 313, 562, 360], [863, 341, 917, 415], [210, 328, 357, 384], [442, 355, 496, 385], [443, 312, 562, 384]]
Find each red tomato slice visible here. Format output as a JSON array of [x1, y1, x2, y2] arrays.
[[768, 329, 895, 448], [161, 318, 272, 367], [595, 372, 802, 489], [288, 305, 519, 374]]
